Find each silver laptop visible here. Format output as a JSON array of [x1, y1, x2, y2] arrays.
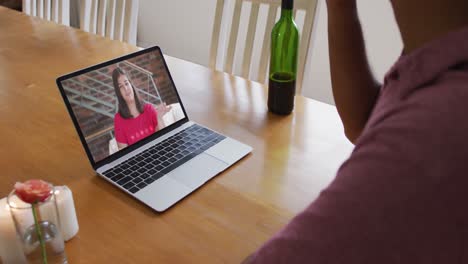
[[56, 46, 252, 212]]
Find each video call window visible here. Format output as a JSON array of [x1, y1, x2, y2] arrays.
[[60, 51, 185, 163]]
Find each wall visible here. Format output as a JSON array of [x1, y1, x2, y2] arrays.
[[138, 0, 216, 66], [302, 0, 403, 104], [137, 0, 403, 105]]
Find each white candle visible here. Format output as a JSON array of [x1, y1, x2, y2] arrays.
[[55, 186, 79, 241], [0, 198, 27, 264], [0, 184, 79, 263]]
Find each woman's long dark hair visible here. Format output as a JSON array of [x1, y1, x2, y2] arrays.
[[112, 67, 144, 119]]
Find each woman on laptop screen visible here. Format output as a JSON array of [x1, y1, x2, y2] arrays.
[[112, 67, 171, 150]]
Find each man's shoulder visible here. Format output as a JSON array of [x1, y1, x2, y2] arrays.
[[417, 63, 468, 95], [401, 65, 468, 125], [432, 64, 468, 96], [369, 66, 468, 131]]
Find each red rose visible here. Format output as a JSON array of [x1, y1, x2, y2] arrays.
[[14, 179, 53, 204]]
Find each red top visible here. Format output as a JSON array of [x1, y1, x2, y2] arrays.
[[250, 26, 468, 263], [114, 103, 158, 146]]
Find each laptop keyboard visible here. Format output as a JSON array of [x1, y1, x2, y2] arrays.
[[102, 124, 226, 194]]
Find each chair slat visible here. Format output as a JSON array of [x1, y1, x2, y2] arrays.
[[57, 0, 62, 23], [225, 0, 242, 74], [44, 0, 51, 20], [294, 0, 308, 10], [96, 0, 107, 36], [123, 0, 138, 45], [22, 0, 137, 43], [22, 0, 31, 15], [114, 0, 125, 41], [296, 0, 317, 94], [90, 0, 98, 33], [258, 4, 278, 83], [37, 0, 44, 18], [21, 0, 69, 25], [106, 0, 117, 39], [31, 0, 36, 16], [51, 0, 59, 23], [79, 0, 91, 31], [57, 0, 69, 25], [57, 0, 63, 23], [209, 0, 225, 69], [241, 2, 259, 79]]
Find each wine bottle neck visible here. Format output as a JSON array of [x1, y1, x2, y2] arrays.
[[280, 9, 293, 20], [281, 0, 293, 19]]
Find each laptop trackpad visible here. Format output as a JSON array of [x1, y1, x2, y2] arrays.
[[135, 176, 192, 212], [168, 153, 228, 189]]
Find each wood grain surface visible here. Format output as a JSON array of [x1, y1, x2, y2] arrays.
[[0, 7, 353, 263]]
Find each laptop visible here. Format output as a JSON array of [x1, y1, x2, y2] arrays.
[[56, 46, 252, 212]]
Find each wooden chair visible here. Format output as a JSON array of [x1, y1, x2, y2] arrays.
[[22, 0, 70, 26], [79, 0, 139, 45], [209, 0, 317, 94]]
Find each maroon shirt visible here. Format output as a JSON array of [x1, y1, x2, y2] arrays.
[[250, 26, 468, 263]]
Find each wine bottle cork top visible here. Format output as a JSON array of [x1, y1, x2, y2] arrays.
[[282, 0, 293, 9]]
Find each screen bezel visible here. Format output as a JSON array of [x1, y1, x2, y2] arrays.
[[56, 46, 189, 169]]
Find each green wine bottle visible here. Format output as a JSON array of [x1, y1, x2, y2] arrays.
[[268, 0, 299, 115]]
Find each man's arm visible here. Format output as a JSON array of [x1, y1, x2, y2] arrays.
[[327, 1, 380, 143]]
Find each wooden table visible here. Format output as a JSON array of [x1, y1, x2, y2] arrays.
[[0, 7, 353, 263]]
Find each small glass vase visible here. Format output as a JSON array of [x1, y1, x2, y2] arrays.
[[7, 187, 68, 264]]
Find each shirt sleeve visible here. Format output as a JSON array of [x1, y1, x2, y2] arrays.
[[248, 90, 464, 263], [114, 114, 127, 144]]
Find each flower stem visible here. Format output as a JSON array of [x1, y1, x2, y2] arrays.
[[32, 203, 48, 264]]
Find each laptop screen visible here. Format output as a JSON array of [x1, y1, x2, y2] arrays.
[[58, 48, 187, 164]]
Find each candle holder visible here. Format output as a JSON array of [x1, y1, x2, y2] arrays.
[[7, 187, 68, 264]]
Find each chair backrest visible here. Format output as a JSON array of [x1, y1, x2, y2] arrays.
[[79, 0, 139, 45], [22, 0, 70, 26], [209, 0, 317, 94]]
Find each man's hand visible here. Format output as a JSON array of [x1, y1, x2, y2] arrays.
[[326, 0, 356, 9]]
